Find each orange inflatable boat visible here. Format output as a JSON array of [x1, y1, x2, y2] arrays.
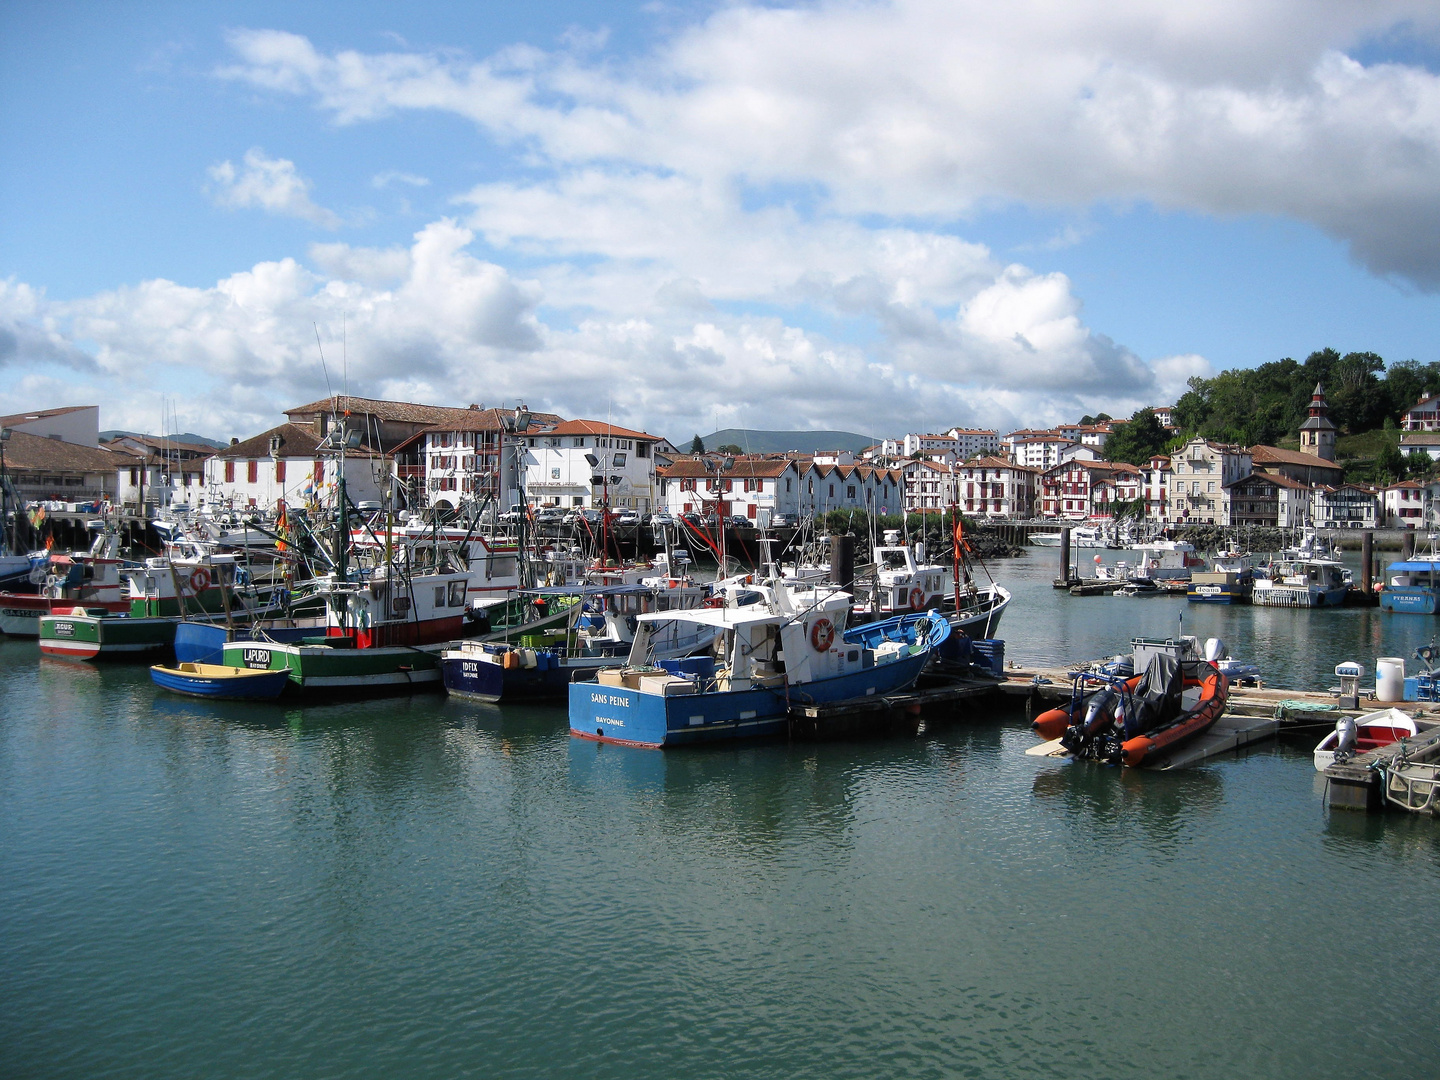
[[1031, 655, 1229, 767]]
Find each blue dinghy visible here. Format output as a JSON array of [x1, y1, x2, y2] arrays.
[[150, 661, 291, 700]]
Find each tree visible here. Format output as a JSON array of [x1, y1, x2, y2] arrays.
[[1407, 449, 1434, 480], [1376, 441, 1407, 484], [689, 434, 705, 454], [1103, 409, 1171, 465], [1171, 376, 1212, 435], [716, 443, 744, 455]]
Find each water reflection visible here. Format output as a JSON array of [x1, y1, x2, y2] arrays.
[[1029, 757, 1225, 857]]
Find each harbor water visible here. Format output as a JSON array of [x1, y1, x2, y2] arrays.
[[4, 550, 1440, 1078]]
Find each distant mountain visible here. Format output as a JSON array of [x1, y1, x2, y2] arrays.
[[101, 430, 228, 449], [697, 429, 876, 454]]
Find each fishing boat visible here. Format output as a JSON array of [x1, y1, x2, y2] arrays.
[[1124, 539, 1205, 581], [567, 582, 949, 748], [855, 524, 1010, 653], [1313, 709, 1416, 771], [440, 579, 718, 702], [0, 519, 130, 635], [1031, 637, 1229, 766], [1251, 557, 1351, 607], [37, 551, 294, 659], [149, 662, 291, 701], [1187, 551, 1254, 604], [1380, 536, 1440, 614]]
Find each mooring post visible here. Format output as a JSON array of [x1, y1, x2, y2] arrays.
[[1402, 529, 1415, 560], [829, 532, 855, 592], [1059, 526, 1072, 584]]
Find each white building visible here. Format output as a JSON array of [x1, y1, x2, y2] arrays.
[[948, 428, 1001, 457], [1401, 394, 1440, 431], [1140, 455, 1171, 522], [0, 405, 100, 447], [898, 428, 1000, 462], [1381, 481, 1433, 527], [1168, 437, 1251, 524], [203, 424, 386, 512], [955, 457, 1036, 518], [1010, 435, 1083, 470], [1312, 484, 1379, 529], [901, 458, 954, 513], [1400, 431, 1440, 461], [659, 457, 807, 520], [526, 419, 667, 512]]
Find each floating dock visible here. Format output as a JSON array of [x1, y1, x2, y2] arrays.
[[786, 669, 1004, 740], [1323, 722, 1440, 813], [1025, 713, 1281, 771]]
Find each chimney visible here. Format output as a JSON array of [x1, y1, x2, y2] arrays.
[[230, 438, 239, 446]]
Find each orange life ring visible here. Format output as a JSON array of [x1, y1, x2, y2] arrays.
[[189, 567, 211, 593], [810, 617, 835, 652], [909, 586, 925, 609]]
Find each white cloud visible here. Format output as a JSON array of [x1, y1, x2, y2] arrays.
[[220, 5, 1440, 285], [207, 148, 344, 228], [372, 170, 430, 189]]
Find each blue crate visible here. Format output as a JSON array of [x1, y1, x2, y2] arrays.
[[971, 639, 1005, 676]]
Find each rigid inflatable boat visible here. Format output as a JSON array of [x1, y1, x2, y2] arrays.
[[1032, 652, 1229, 767]]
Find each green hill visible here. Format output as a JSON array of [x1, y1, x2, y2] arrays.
[[698, 429, 875, 454]]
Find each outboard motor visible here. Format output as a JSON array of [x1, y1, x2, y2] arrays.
[[1204, 638, 1226, 663], [1333, 716, 1358, 762]]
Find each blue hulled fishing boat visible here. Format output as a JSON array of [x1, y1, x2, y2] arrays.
[[568, 580, 949, 748]]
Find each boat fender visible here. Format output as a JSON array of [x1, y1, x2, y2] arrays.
[[909, 587, 925, 609]]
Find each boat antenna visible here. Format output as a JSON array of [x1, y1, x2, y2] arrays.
[[314, 324, 333, 399]]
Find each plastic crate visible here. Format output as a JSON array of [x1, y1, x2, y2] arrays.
[[971, 639, 1005, 676]]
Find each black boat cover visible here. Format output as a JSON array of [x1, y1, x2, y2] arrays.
[[1124, 653, 1183, 737]]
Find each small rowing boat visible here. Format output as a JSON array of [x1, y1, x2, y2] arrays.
[[149, 661, 291, 700]]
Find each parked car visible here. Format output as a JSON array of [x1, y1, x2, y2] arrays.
[[727, 515, 753, 529], [612, 509, 640, 525], [649, 511, 675, 527], [535, 506, 565, 525], [498, 505, 524, 524], [768, 513, 792, 527]]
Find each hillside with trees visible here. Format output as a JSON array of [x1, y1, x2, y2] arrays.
[[1105, 348, 1440, 483]]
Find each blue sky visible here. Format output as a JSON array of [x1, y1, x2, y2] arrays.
[[2, 1, 1438, 442]]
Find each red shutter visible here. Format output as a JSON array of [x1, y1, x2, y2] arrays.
[[225, 461, 235, 483], [247, 461, 257, 484]]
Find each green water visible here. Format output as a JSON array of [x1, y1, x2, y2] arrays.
[[3, 554, 1440, 1078]]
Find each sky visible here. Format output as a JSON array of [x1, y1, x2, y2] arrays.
[[1, 0, 1438, 446]]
